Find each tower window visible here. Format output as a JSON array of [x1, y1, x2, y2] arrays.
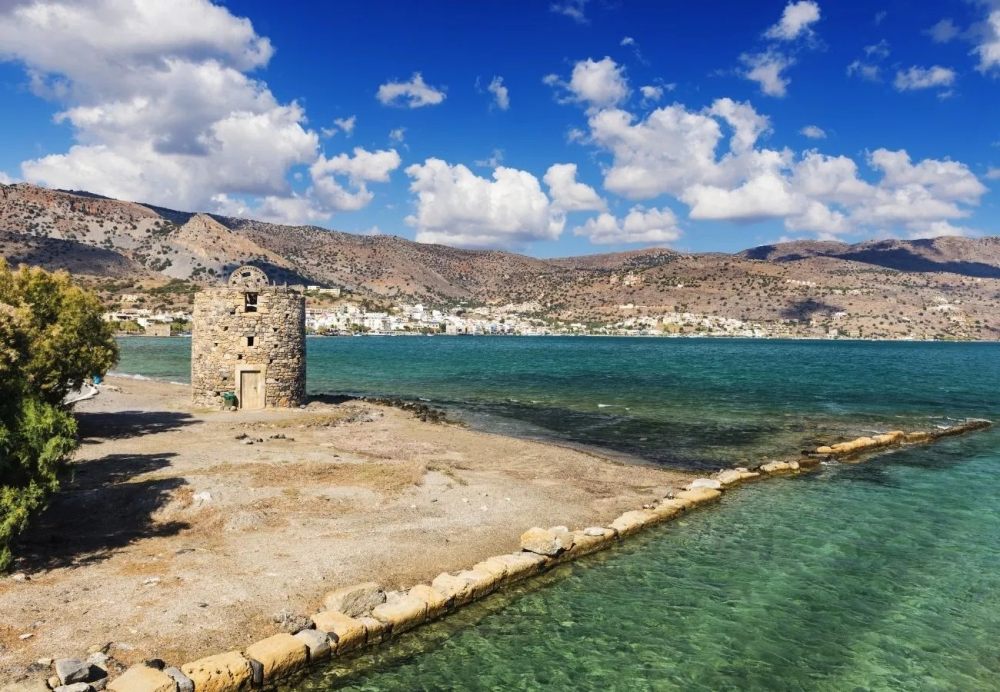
[[245, 292, 258, 312], [246, 336, 255, 347]]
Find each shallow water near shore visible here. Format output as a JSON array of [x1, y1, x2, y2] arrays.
[[115, 337, 1000, 689], [115, 336, 998, 470]]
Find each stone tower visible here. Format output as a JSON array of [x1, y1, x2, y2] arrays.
[[191, 265, 306, 409]]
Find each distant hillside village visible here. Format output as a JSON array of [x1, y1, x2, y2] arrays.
[[102, 285, 933, 340]]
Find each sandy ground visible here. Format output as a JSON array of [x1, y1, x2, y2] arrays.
[[0, 377, 694, 681]]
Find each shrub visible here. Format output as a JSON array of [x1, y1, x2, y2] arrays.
[[0, 261, 117, 569]]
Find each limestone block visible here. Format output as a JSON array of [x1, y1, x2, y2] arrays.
[[1, 680, 51, 692], [759, 461, 795, 474], [356, 616, 391, 646], [407, 584, 450, 618], [685, 478, 722, 491], [568, 527, 615, 556], [797, 456, 821, 469], [180, 652, 253, 692], [489, 552, 547, 584], [672, 487, 723, 507], [293, 629, 331, 662], [714, 469, 760, 487], [610, 509, 660, 536], [321, 581, 385, 617], [651, 498, 686, 521], [107, 666, 176, 692], [519, 527, 571, 556], [472, 557, 509, 582], [815, 445, 834, 454], [311, 611, 367, 653], [371, 592, 428, 634], [244, 633, 307, 682], [905, 431, 932, 443], [430, 568, 499, 606]]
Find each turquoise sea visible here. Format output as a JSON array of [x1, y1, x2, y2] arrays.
[[115, 337, 1000, 690]]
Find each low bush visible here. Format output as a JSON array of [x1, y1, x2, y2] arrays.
[[0, 261, 117, 569]]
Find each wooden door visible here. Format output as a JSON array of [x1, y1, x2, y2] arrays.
[[239, 369, 265, 410]]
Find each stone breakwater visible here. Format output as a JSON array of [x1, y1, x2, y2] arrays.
[[4, 418, 991, 692]]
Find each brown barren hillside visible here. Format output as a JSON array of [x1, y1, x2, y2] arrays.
[[1, 182, 998, 340]]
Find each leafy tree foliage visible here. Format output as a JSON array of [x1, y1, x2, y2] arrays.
[[0, 261, 117, 569]]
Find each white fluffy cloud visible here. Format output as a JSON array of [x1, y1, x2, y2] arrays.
[[975, 9, 1000, 73], [926, 18, 960, 43], [377, 72, 446, 108], [574, 206, 681, 245], [764, 1, 821, 41], [545, 57, 628, 109], [309, 147, 401, 211], [543, 163, 606, 212], [550, 0, 589, 23], [487, 76, 510, 110], [405, 158, 564, 249], [567, 61, 987, 241], [741, 50, 794, 97], [639, 85, 663, 102], [0, 0, 397, 225], [800, 125, 826, 139], [893, 65, 956, 91]]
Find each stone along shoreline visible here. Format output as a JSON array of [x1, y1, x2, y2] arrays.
[[13, 416, 991, 692]]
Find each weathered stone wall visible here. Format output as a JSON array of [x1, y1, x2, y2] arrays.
[[191, 286, 306, 408]]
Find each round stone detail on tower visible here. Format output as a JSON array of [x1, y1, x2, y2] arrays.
[[228, 264, 270, 290]]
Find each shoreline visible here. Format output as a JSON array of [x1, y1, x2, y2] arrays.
[[0, 376, 695, 685], [1, 374, 990, 690]]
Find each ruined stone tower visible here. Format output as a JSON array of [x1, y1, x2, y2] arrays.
[[191, 265, 306, 409]]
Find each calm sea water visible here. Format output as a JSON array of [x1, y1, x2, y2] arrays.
[[114, 337, 1000, 690]]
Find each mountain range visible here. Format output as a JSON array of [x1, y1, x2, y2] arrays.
[[1, 183, 997, 340]]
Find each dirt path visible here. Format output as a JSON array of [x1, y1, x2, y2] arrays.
[[0, 377, 693, 681]]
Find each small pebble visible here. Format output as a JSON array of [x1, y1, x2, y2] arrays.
[[19, 633, 33, 640]]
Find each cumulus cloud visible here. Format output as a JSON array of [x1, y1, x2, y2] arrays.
[[893, 65, 956, 91], [568, 63, 986, 240], [0, 0, 398, 225], [0, 171, 14, 184], [487, 76, 509, 110], [543, 163, 606, 212], [800, 125, 826, 139], [550, 0, 589, 23], [764, 1, 821, 41], [986, 166, 1000, 180], [846, 41, 891, 83], [545, 57, 629, 109], [741, 50, 794, 97], [926, 18, 960, 43], [639, 85, 663, 102], [974, 9, 1000, 73], [321, 115, 356, 138], [573, 206, 681, 245], [405, 158, 564, 249], [389, 127, 406, 143], [377, 72, 446, 108]]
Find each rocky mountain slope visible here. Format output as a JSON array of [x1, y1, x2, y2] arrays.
[[1, 182, 997, 340]]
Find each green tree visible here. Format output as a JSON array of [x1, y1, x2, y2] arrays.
[[0, 261, 118, 569]]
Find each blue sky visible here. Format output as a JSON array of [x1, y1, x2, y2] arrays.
[[0, 0, 997, 256]]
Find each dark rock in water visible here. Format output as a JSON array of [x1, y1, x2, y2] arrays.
[[361, 397, 450, 424]]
